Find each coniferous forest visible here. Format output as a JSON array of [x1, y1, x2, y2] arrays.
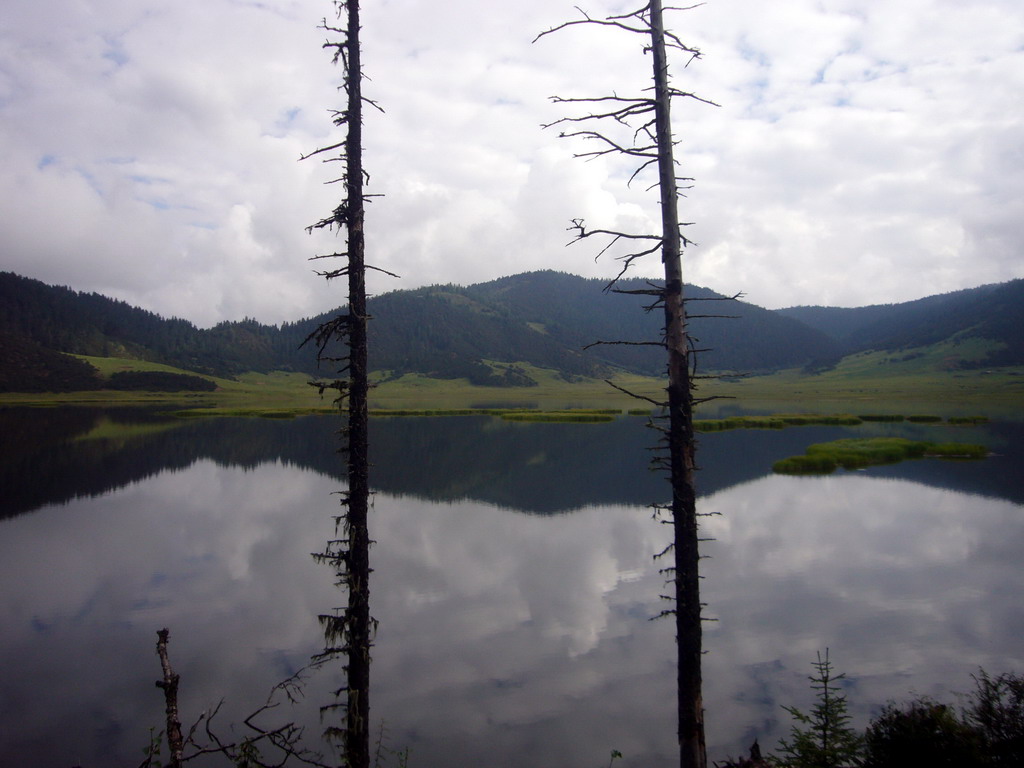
[[2, 269, 1022, 392]]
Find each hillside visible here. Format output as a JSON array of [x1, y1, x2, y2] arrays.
[[1, 269, 1021, 393], [225, 271, 845, 382], [778, 279, 1024, 368], [0, 271, 304, 378], [461, 271, 840, 374], [0, 331, 103, 392]]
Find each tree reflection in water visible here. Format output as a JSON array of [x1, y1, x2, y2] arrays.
[[0, 409, 1020, 766]]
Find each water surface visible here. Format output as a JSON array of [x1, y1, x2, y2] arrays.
[[0, 408, 1020, 766]]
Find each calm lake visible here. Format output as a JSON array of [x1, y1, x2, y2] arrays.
[[1, 406, 1022, 767]]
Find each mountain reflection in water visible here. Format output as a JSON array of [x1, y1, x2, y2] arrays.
[[0, 407, 1021, 767], [4, 409, 1020, 519]]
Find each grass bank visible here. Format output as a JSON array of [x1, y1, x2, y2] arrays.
[[705, 345, 1024, 417], [695, 414, 865, 431], [773, 437, 989, 474], [2, 354, 1021, 419]]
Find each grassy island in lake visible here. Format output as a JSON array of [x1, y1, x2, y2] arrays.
[[773, 437, 988, 474]]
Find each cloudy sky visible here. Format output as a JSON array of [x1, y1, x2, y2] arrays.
[[1, 0, 1021, 326]]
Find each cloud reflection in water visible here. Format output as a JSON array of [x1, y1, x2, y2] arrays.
[[0, 457, 1020, 767]]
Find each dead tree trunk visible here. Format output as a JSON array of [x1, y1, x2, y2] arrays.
[[649, 4, 707, 765], [155, 628, 185, 768], [339, 3, 371, 765], [536, 4, 714, 766], [302, 2, 384, 766]]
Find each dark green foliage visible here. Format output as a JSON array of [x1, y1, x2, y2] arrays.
[[0, 331, 101, 392], [906, 415, 942, 423], [463, 271, 842, 375], [778, 278, 1024, 367], [834, 670, 1024, 768], [362, 285, 605, 382], [0, 271, 299, 378], [964, 671, 1024, 765], [776, 650, 864, 768], [863, 700, 982, 768], [6, 270, 1023, 387], [106, 371, 217, 392], [949, 416, 990, 425], [857, 414, 904, 422], [775, 304, 903, 345], [0, 271, 204, 367], [0, 270, 846, 388], [198, 318, 287, 375], [964, 280, 1024, 367]]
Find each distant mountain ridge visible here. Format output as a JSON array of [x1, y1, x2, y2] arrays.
[[0, 270, 1021, 391], [777, 279, 1024, 367]]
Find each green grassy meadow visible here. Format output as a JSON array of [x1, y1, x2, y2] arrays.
[[702, 354, 1024, 420], [1, 351, 1022, 419]]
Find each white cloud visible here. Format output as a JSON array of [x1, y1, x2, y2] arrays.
[[0, 0, 1021, 323]]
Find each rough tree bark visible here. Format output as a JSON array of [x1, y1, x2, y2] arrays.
[[649, 6, 706, 766], [536, 4, 715, 767], [155, 628, 185, 768], [301, 2, 380, 766]]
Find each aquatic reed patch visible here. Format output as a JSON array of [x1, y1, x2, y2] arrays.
[[924, 442, 989, 458], [857, 414, 905, 422], [371, 407, 622, 418], [369, 408, 509, 417], [906, 415, 942, 423], [695, 414, 863, 432], [773, 437, 988, 474], [777, 414, 864, 426], [500, 412, 616, 423], [948, 416, 990, 425], [168, 406, 626, 420], [167, 406, 336, 418]]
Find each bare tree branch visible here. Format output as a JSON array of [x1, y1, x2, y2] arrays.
[[533, 6, 651, 44], [604, 378, 667, 407]]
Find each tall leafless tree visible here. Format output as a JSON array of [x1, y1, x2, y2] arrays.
[[141, 4, 384, 767], [536, 4, 718, 767], [301, 2, 388, 766]]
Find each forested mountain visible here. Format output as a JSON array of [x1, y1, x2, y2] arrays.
[[278, 271, 843, 382], [0, 331, 103, 392], [0, 271, 313, 380], [460, 272, 839, 374], [1, 269, 1021, 392], [778, 279, 1024, 367]]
